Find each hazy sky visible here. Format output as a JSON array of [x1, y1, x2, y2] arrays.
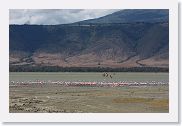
[[9, 9, 119, 25]]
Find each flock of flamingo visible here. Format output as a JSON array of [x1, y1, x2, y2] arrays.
[[10, 80, 168, 87]]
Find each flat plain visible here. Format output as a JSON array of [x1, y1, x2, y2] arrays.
[[9, 72, 169, 113]]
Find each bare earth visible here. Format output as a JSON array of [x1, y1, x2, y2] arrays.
[[9, 85, 168, 113], [10, 51, 168, 68]]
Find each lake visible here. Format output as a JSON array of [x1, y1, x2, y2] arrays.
[[9, 72, 169, 84]]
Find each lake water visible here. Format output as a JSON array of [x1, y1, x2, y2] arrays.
[[9, 72, 169, 84]]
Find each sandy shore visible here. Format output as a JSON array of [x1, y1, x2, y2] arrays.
[[9, 84, 168, 113]]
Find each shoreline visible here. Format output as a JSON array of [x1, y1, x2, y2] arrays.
[[9, 84, 169, 113]]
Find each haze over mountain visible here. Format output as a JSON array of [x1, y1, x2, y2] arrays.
[[9, 9, 169, 69]]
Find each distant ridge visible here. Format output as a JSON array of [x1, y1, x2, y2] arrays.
[[9, 9, 169, 71], [74, 9, 168, 24]]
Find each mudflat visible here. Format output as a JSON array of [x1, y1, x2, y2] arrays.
[[9, 84, 168, 113]]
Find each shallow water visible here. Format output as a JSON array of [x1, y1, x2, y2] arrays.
[[9, 72, 169, 83]]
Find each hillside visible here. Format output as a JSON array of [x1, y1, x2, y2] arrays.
[[9, 9, 169, 70], [74, 9, 169, 24]]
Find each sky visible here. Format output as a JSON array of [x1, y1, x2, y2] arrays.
[[9, 9, 119, 25]]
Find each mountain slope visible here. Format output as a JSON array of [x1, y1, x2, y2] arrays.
[[75, 9, 169, 24], [9, 9, 169, 69]]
